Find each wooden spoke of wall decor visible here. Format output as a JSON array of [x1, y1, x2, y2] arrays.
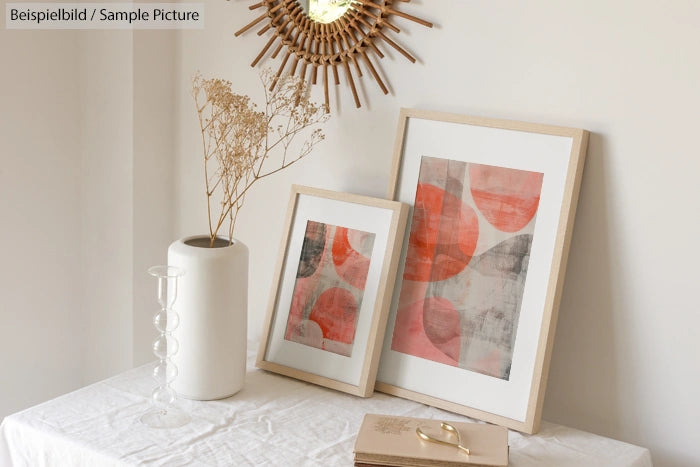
[[235, 0, 433, 111]]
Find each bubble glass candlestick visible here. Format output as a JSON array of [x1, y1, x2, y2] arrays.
[[141, 265, 190, 428]]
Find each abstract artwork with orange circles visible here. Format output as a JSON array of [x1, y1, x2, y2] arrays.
[[390, 156, 544, 380], [285, 221, 376, 357]]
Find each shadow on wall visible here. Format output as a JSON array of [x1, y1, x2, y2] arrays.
[[543, 132, 625, 436]]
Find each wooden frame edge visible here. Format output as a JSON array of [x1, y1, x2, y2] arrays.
[[526, 128, 590, 433], [374, 381, 532, 433], [379, 109, 590, 434], [257, 184, 409, 397], [386, 108, 586, 200]]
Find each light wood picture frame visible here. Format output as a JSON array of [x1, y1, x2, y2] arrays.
[[375, 108, 589, 433], [258, 185, 409, 396]]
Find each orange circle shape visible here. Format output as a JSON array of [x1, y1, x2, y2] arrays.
[[332, 227, 371, 290], [469, 164, 544, 233], [403, 183, 479, 282], [309, 287, 358, 344], [391, 296, 460, 366]]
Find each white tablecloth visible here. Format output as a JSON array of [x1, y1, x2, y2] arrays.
[[1, 343, 652, 467]]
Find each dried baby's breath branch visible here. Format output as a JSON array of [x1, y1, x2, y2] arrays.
[[193, 69, 329, 247]]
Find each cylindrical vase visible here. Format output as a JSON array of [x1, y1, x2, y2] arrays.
[[168, 235, 248, 400]]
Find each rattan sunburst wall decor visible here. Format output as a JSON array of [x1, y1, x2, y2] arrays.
[[234, 0, 433, 111]]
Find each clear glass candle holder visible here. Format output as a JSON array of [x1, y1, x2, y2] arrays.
[[140, 265, 190, 429]]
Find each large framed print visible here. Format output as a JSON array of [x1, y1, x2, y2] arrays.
[[258, 185, 409, 397], [376, 109, 589, 433]]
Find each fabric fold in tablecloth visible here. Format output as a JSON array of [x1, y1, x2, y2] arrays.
[[0, 341, 652, 466]]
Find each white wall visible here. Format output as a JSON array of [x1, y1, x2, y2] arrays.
[[1, 26, 174, 415], [79, 31, 136, 383], [0, 28, 84, 418], [173, 1, 700, 466], [132, 30, 178, 366]]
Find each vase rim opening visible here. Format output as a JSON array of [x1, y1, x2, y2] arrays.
[[183, 235, 235, 249]]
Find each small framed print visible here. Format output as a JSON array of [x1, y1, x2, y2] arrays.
[[376, 109, 589, 433], [258, 185, 409, 397]]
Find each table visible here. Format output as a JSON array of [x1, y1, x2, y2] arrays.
[[1, 343, 652, 466]]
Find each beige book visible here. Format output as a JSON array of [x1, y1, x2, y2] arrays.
[[353, 414, 508, 467]]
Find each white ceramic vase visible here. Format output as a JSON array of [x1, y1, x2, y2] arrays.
[[167, 235, 248, 400]]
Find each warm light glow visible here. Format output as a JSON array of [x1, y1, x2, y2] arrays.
[[308, 0, 353, 24]]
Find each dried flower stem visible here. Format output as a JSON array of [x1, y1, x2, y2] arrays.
[[193, 70, 328, 247]]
